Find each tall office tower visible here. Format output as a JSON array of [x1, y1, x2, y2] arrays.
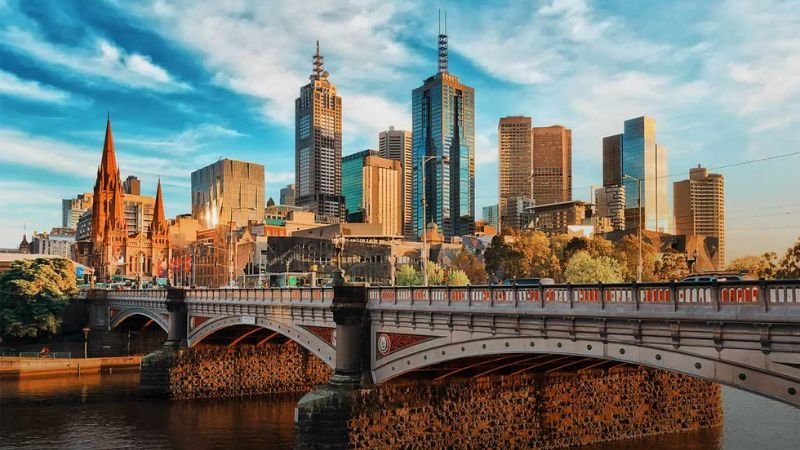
[[674, 165, 725, 268], [621, 116, 671, 233], [123, 175, 141, 195], [191, 159, 265, 229], [532, 125, 572, 206], [295, 41, 344, 223], [62, 193, 93, 228], [342, 150, 379, 222], [379, 126, 413, 239], [603, 134, 623, 187], [280, 184, 295, 206], [342, 150, 402, 235], [412, 18, 475, 240], [595, 185, 626, 231], [482, 204, 499, 228], [498, 116, 533, 230]]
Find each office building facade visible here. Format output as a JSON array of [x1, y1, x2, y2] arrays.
[[295, 41, 344, 222], [342, 150, 379, 222], [532, 125, 572, 206], [62, 193, 93, 229], [191, 159, 265, 229], [379, 126, 413, 239], [498, 116, 533, 230], [412, 27, 475, 240], [280, 184, 295, 206], [482, 205, 499, 229], [674, 165, 725, 268]]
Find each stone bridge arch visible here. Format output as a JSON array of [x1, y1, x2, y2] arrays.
[[110, 307, 169, 333], [187, 315, 336, 369], [371, 333, 800, 408]]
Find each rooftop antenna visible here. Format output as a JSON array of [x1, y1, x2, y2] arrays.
[[312, 40, 325, 80], [438, 9, 448, 74]]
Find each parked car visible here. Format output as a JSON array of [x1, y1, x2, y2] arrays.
[[502, 277, 555, 286], [681, 274, 745, 282]]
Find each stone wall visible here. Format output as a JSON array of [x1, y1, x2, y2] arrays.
[[345, 367, 721, 449], [168, 342, 332, 399]]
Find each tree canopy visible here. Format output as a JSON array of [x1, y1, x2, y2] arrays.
[[777, 237, 800, 279], [727, 253, 778, 279], [0, 258, 78, 338], [396, 264, 422, 286], [563, 251, 623, 284], [450, 249, 487, 284]]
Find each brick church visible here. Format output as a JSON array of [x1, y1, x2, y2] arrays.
[[76, 118, 169, 283]]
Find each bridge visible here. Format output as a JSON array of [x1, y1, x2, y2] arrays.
[[88, 279, 800, 407]]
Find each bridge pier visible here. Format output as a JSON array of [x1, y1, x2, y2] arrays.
[[296, 282, 371, 449], [140, 288, 188, 397]]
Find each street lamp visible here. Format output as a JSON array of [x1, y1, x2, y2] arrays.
[[623, 174, 643, 282], [686, 249, 698, 274], [420, 155, 447, 286], [331, 233, 346, 286], [229, 206, 256, 287], [81, 326, 90, 359]]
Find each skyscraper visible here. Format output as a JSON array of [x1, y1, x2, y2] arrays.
[[674, 165, 725, 268], [62, 193, 93, 229], [482, 205, 499, 228], [602, 134, 623, 187], [191, 159, 265, 229], [342, 150, 379, 222], [379, 126, 413, 239], [532, 125, 572, 206], [295, 41, 344, 223], [412, 18, 475, 240], [342, 150, 402, 235], [621, 116, 671, 233], [280, 184, 295, 206], [498, 116, 533, 230]]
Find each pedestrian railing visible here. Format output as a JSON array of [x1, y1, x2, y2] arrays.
[[0, 352, 72, 359]]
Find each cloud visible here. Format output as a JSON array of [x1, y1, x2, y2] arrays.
[[0, 26, 190, 92], [117, 124, 246, 154], [0, 69, 71, 103]]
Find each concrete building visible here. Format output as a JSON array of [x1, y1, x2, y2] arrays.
[[594, 185, 626, 232], [343, 150, 403, 236], [62, 193, 93, 229], [498, 116, 533, 230], [532, 125, 572, 206], [530, 200, 592, 235], [123, 175, 141, 195], [280, 184, 296, 206], [295, 41, 344, 222], [602, 134, 623, 188], [674, 165, 725, 268], [191, 159, 265, 229], [482, 204, 499, 228], [379, 126, 413, 240], [30, 227, 76, 259], [412, 26, 475, 240]]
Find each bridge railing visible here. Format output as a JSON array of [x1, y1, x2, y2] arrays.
[[367, 280, 800, 314], [106, 289, 167, 300], [184, 287, 334, 304]]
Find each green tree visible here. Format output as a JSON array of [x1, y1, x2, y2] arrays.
[[426, 261, 446, 286], [446, 269, 471, 286], [777, 237, 800, 279], [563, 251, 623, 284], [396, 264, 422, 286], [653, 250, 689, 281], [727, 252, 778, 279], [0, 258, 78, 338], [449, 249, 487, 284]]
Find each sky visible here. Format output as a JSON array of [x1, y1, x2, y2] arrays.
[[0, 0, 798, 261]]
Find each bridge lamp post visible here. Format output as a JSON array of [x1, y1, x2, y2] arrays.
[[686, 249, 698, 274], [420, 155, 446, 286], [81, 326, 90, 359], [623, 174, 643, 282], [229, 207, 255, 287]]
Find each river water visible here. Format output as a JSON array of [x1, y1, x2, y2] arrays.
[[1, 372, 798, 449]]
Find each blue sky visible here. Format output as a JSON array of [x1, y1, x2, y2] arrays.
[[1, 0, 798, 260]]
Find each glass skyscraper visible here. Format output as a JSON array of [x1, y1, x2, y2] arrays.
[[621, 116, 672, 233], [342, 149, 378, 222], [412, 27, 475, 239]]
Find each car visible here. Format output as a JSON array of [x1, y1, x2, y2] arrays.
[[502, 277, 555, 286], [681, 274, 745, 282]]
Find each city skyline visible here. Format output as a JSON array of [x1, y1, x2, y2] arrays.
[[1, 0, 799, 260]]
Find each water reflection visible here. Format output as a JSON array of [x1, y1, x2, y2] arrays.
[[1, 374, 798, 449]]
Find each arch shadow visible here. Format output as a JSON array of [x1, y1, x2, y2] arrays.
[[110, 308, 169, 333]]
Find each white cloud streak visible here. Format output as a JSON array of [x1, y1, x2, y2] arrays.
[[0, 69, 71, 103]]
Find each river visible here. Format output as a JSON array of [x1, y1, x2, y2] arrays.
[[1, 372, 798, 449]]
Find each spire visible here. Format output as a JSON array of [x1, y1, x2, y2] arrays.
[[99, 115, 119, 179], [438, 9, 448, 73], [91, 115, 126, 241], [151, 178, 167, 236], [311, 40, 326, 80]]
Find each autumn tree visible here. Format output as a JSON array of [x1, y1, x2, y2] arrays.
[[0, 258, 78, 338], [727, 253, 778, 279], [447, 269, 471, 286], [396, 264, 422, 286], [450, 249, 487, 284], [613, 235, 658, 282], [653, 250, 689, 281], [563, 251, 623, 284], [484, 232, 529, 280], [425, 261, 446, 286], [484, 229, 560, 281], [776, 237, 800, 279]]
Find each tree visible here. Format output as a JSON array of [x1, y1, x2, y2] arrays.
[[447, 269, 470, 286], [426, 261, 446, 286], [396, 264, 422, 286], [653, 250, 689, 281], [0, 258, 78, 338], [450, 249, 487, 284], [563, 251, 623, 284], [484, 232, 528, 280], [777, 237, 800, 279], [727, 253, 778, 279], [612, 235, 658, 282]]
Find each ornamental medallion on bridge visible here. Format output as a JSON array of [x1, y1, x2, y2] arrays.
[[302, 326, 336, 347], [190, 316, 211, 330], [376, 333, 439, 359]]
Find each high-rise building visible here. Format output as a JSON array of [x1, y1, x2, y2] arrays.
[[342, 150, 379, 222], [295, 41, 344, 222], [280, 184, 296, 206], [602, 134, 623, 187], [123, 175, 141, 195], [191, 159, 265, 229], [412, 21, 475, 240], [532, 125, 572, 206], [594, 185, 626, 231], [498, 116, 533, 230], [674, 165, 725, 268], [62, 193, 93, 229], [620, 116, 671, 233], [482, 205, 499, 228], [379, 126, 413, 239], [341, 150, 402, 235]]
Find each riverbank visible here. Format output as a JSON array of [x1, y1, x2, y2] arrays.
[[0, 355, 141, 378]]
